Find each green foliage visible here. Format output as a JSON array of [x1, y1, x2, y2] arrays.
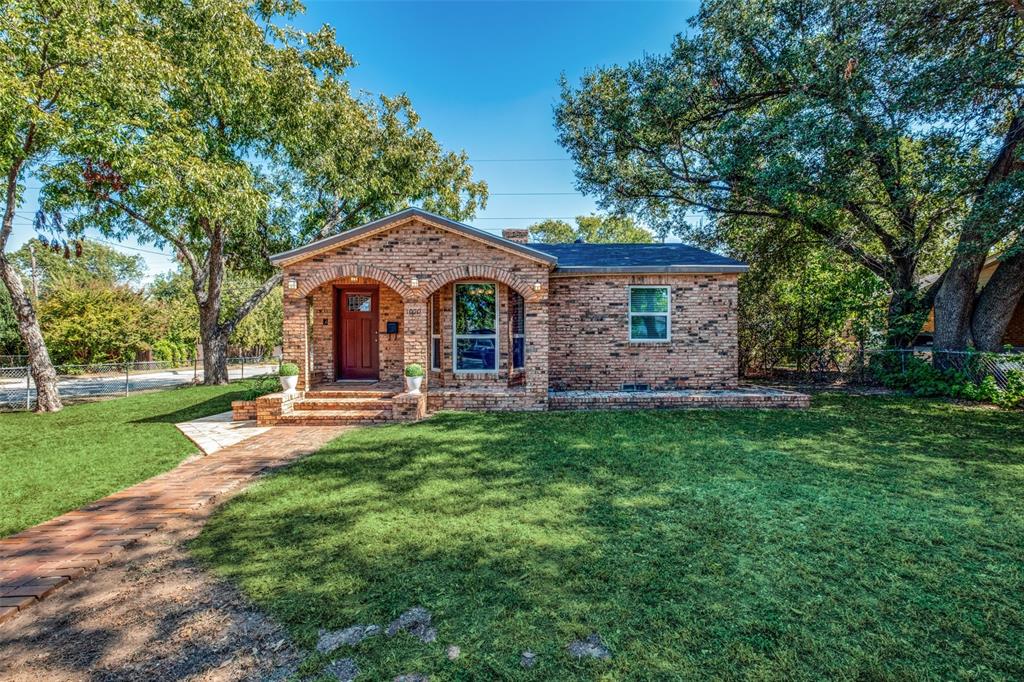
[[149, 269, 282, 355], [38, 282, 162, 364], [870, 354, 970, 398], [9, 239, 144, 298], [870, 352, 1024, 407], [529, 214, 652, 244], [152, 339, 192, 367], [279, 362, 299, 377], [195, 397, 1024, 679], [0, 287, 23, 355], [734, 221, 888, 373], [404, 363, 424, 377], [235, 376, 280, 402], [555, 0, 1024, 343]]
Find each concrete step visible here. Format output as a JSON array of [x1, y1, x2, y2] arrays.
[[275, 409, 393, 426], [296, 397, 394, 412]]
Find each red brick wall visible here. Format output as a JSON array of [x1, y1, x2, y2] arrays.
[[547, 274, 739, 390], [281, 216, 550, 400]]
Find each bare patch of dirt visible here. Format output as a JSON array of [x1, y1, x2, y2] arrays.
[[0, 511, 302, 681]]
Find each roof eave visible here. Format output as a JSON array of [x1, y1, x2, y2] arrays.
[[550, 264, 749, 276]]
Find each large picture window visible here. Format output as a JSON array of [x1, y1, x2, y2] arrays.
[[629, 286, 670, 341], [454, 282, 497, 371]]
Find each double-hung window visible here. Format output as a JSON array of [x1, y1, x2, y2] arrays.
[[629, 286, 670, 342], [454, 282, 498, 371]]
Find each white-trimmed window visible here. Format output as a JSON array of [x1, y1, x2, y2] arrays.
[[629, 286, 670, 342], [454, 282, 498, 372]]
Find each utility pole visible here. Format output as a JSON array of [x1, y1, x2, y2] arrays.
[[28, 242, 39, 302]]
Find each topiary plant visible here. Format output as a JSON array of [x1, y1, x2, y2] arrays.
[[404, 363, 425, 378], [279, 362, 299, 377]]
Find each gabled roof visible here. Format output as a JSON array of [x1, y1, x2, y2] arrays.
[[270, 207, 558, 266], [269, 207, 747, 274], [532, 243, 748, 274]]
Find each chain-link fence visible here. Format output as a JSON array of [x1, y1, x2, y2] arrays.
[[745, 348, 1024, 389], [0, 357, 276, 410]]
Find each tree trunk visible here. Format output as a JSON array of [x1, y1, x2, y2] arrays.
[[971, 246, 1024, 351], [933, 235, 989, 352], [934, 112, 1024, 352], [198, 297, 230, 385], [201, 328, 230, 385], [0, 254, 62, 411]]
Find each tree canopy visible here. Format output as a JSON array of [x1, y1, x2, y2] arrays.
[[9, 238, 144, 298], [528, 214, 653, 244], [41, 0, 487, 383], [1, 0, 165, 409], [556, 0, 1024, 348]]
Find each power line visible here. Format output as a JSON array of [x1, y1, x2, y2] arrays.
[[469, 158, 572, 162]]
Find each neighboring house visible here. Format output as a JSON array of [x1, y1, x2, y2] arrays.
[[258, 208, 806, 424], [920, 256, 1024, 347]]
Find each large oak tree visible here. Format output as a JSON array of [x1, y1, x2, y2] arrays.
[[556, 0, 1023, 349], [47, 0, 487, 384]]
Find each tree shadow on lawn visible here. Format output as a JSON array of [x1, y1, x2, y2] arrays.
[[130, 385, 258, 425], [192, 397, 1024, 680]]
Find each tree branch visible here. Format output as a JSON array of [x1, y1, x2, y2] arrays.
[[221, 271, 283, 337]]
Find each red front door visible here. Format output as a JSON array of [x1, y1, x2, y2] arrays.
[[336, 287, 379, 380]]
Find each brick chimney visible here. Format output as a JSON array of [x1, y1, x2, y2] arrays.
[[502, 228, 529, 244]]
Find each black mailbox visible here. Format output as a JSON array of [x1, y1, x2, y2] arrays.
[[386, 321, 399, 335]]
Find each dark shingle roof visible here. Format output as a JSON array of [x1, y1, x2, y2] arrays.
[[532, 243, 747, 273]]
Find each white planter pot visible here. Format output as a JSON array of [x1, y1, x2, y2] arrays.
[[280, 375, 298, 392], [405, 375, 423, 394]]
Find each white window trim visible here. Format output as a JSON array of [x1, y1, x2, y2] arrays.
[[453, 281, 499, 373], [429, 295, 441, 371], [628, 285, 671, 343]]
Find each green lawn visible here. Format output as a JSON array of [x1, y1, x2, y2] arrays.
[[0, 377, 277, 538], [193, 396, 1024, 680]]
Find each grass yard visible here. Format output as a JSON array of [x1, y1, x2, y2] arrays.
[[193, 395, 1024, 680], [0, 377, 277, 538]]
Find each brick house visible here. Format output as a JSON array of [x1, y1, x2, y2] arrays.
[[256, 208, 806, 424]]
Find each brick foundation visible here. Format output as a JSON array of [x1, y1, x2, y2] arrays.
[[230, 400, 257, 421], [548, 387, 809, 411]]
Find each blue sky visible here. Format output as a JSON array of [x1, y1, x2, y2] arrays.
[[9, 1, 697, 279]]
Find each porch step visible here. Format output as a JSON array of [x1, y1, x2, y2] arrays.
[[305, 389, 400, 399], [275, 408, 393, 426], [296, 397, 394, 412]]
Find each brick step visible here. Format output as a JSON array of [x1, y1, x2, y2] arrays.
[[305, 389, 400, 399], [296, 397, 394, 412], [275, 409, 393, 426]]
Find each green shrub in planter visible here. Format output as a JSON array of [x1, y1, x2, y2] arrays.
[[404, 363, 425, 378], [279, 362, 299, 377]]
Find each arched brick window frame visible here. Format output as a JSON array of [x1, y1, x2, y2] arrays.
[[293, 264, 414, 299], [420, 265, 543, 302]]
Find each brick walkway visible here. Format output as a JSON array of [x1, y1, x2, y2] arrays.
[[0, 426, 347, 626]]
